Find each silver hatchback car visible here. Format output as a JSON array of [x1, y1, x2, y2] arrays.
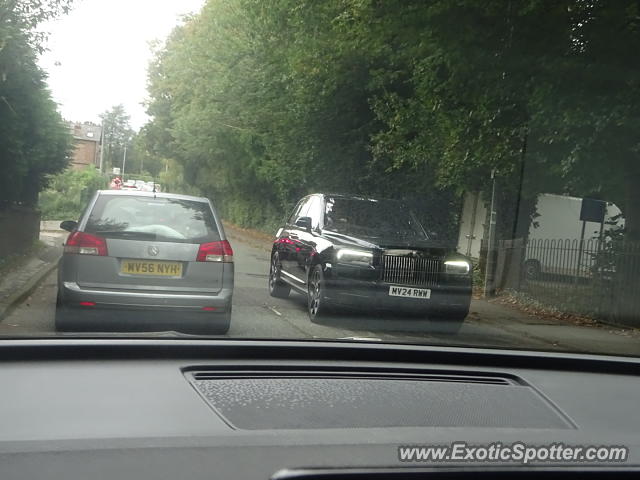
[[55, 190, 234, 334]]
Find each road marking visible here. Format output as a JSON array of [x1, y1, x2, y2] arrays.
[[265, 305, 282, 316]]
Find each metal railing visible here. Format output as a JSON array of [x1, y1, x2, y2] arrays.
[[495, 238, 640, 327], [524, 238, 602, 280]]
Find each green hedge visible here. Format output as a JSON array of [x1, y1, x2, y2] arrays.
[[38, 167, 108, 220]]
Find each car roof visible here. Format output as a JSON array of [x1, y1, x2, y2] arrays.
[[97, 190, 210, 203], [318, 193, 387, 202]]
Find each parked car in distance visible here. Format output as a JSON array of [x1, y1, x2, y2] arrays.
[[121, 179, 137, 190], [56, 190, 234, 334], [139, 181, 155, 192], [269, 193, 472, 333]]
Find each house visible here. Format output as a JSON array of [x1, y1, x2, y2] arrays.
[[69, 122, 102, 170]]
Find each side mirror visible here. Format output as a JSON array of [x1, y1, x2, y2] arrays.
[[60, 220, 78, 232], [295, 216, 312, 232]]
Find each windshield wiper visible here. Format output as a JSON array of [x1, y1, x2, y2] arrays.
[[93, 230, 157, 240]]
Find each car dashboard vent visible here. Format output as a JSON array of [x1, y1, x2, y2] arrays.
[[191, 371, 513, 385], [185, 368, 574, 430]]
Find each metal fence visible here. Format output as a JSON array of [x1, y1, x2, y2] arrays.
[[495, 238, 640, 327]]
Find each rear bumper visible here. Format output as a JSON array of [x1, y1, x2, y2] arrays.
[[60, 281, 233, 310], [57, 282, 232, 332]]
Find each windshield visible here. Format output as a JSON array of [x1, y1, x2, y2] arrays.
[[0, 0, 639, 358], [324, 197, 428, 240]]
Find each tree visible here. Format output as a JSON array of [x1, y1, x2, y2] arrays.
[[363, 0, 640, 241], [144, 0, 454, 230], [99, 104, 133, 173], [143, 0, 640, 242], [128, 127, 166, 178], [0, 0, 73, 207]]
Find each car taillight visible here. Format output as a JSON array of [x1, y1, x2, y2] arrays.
[[64, 231, 108, 256], [197, 240, 233, 263]]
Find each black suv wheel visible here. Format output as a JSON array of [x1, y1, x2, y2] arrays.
[[269, 253, 291, 298], [307, 264, 330, 322]]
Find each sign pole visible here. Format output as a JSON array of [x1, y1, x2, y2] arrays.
[[576, 220, 587, 282], [484, 170, 498, 297]]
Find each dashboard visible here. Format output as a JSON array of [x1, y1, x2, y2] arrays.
[[0, 339, 638, 479]]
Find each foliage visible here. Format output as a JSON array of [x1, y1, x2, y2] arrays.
[[1, 0, 74, 53], [99, 104, 133, 173], [38, 167, 107, 220], [126, 127, 165, 178], [144, 0, 640, 240], [0, 0, 73, 208], [99, 105, 166, 179], [157, 159, 200, 195]]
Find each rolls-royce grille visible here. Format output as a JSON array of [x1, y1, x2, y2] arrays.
[[382, 255, 442, 286]]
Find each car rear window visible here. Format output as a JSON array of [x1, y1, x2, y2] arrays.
[[85, 195, 220, 244]]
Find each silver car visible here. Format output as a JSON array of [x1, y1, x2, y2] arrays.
[[55, 190, 234, 334]]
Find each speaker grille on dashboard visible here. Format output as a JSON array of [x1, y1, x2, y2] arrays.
[[187, 369, 573, 430]]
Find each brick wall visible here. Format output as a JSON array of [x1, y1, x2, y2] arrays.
[[70, 140, 98, 170]]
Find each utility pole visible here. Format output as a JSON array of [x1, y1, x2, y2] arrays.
[[122, 143, 128, 179], [484, 169, 498, 298]]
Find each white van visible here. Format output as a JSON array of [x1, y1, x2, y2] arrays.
[[524, 194, 624, 279]]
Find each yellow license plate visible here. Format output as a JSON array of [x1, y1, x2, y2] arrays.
[[120, 260, 183, 277]]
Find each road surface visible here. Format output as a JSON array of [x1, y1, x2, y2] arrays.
[[0, 230, 581, 352]]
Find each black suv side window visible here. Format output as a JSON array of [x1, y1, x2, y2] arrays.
[[288, 197, 309, 225], [306, 196, 323, 230]]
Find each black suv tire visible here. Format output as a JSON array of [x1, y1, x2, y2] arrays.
[[269, 253, 291, 298], [307, 264, 331, 322]]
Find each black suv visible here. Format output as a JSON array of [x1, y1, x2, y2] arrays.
[[269, 194, 473, 333]]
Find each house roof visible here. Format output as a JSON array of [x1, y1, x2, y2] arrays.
[[69, 122, 102, 143]]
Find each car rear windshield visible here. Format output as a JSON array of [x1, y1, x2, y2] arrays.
[[85, 195, 220, 244]]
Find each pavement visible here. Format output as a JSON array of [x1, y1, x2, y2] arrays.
[[0, 224, 65, 323], [0, 221, 638, 357]]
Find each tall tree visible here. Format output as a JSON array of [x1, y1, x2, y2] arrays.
[[99, 104, 133, 173], [0, 0, 73, 207]]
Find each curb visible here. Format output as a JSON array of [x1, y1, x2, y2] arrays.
[[0, 258, 60, 323]]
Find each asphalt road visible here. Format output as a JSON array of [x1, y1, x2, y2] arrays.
[[0, 231, 578, 351]]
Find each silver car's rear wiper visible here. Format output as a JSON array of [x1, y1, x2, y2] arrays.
[[94, 230, 157, 240]]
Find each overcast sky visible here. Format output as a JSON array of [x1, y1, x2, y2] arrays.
[[38, 0, 206, 129]]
